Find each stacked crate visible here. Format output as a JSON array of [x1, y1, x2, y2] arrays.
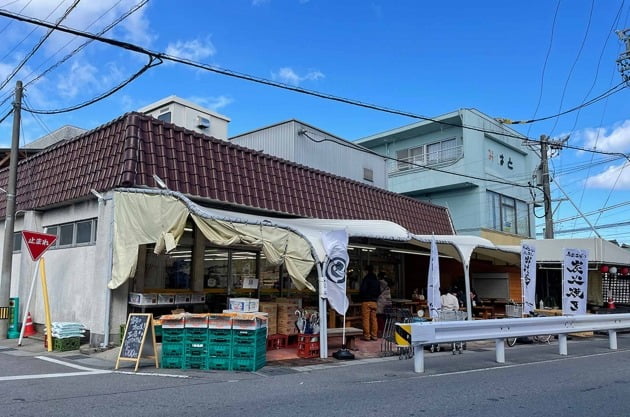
[[158, 313, 267, 372], [160, 315, 185, 369], [184, 314, 209, 370], [231, 328, 267, 371], [276, 301, 299, 336], [207, 314, 233, 371]]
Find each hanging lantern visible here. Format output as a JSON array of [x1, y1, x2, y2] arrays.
[[621, 267, 629, 276], [610, 266, 618, 275], [600, 265, 609, 273]]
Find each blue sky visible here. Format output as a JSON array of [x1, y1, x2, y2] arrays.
[[0, 0, 628, 244]]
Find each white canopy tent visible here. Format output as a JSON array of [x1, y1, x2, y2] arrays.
[[109, 189, 523, 358]]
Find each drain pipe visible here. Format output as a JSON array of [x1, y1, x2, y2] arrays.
[[92, 190, 114, 348]]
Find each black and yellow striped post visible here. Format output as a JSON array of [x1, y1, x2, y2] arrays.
[[395, 323, 412, 347]]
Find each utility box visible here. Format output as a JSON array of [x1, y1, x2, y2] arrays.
[[7, 297, 19, 339]]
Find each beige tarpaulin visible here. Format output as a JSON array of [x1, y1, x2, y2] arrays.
[[110, 191, 316, 291]]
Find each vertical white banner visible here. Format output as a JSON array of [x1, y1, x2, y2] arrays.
[[562, 248, 589, 315], [427, 235, 442, 318], [321, 230, 349, 315], [521, 243, 536, 315]]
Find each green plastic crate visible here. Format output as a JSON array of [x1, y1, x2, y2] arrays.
[[161, 356, 184, 369], [162, 328, 185, 343], [207, 356, 231, 371], [207, 344, 232, 358], [185, 328, 208, 343], [208, 328, 232, 344], [184, 356, 207, 370], [230, 356, 266, 372], [161, 342, 184, 357], [231, 344, 266, 359], [53, 337, 80, 352]]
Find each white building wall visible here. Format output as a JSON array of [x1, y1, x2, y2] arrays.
[[0, 199, 119, 344]]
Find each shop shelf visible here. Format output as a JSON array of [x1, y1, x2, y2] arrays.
[[161, 356, 184, 369], [231, 344, 266, 359], [184, 356, 208, 370], [230, 356, 266, 372], [161, 328, 185, 343], [207, 344, 232, 358], [161, 342, 184, 357], [207, 357, 231, 371], [208, 329, 232, 344]]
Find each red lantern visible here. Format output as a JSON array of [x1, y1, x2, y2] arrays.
[[622, 267, 629, 276], [600, 265, 609, 273]]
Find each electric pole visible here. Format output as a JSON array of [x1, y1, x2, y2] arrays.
[[540, 134, 554, 239], [617, 28, 630, 85], [0, 81, 22, 339]]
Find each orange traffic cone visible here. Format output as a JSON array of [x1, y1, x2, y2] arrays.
[[23, 312, 37, 337]]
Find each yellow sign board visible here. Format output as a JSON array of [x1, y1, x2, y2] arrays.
[[395, 323, 412, 346]]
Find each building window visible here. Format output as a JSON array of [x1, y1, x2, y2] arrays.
[[392, 138, 461, 173], [12, 232, 21, 253], [363, 167, 374, 182], [487, 191, 530, 237], [44, 218, 98, 249], [157, 111, 171, 123]]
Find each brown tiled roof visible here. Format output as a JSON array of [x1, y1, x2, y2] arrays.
[[0, 113, 454, 235]]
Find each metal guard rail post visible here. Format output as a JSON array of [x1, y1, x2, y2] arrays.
[[396, 313, 630, 373]]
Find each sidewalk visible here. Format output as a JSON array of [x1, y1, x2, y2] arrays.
[[0, 331, 498, 373]]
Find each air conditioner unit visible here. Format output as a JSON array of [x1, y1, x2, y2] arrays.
[[196, 115, 210, 129]]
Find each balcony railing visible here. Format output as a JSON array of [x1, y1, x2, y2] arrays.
[[389, 145, 462, 174]]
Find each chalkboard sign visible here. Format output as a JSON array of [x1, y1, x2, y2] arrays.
[[115, 313, 158, 371]]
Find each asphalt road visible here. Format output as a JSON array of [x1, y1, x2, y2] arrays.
[[1, 334, 629, 417]]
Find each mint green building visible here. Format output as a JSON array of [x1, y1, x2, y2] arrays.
[[356, 108, 539, 245]]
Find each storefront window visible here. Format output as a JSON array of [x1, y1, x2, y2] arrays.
[[204, 248, 229, 289], [260, 253, 281, 289]]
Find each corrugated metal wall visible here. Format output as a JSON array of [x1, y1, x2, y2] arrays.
[[231, 121, 387, 188]]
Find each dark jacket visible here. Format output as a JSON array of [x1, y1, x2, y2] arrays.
[[360, 272, 381, 302]]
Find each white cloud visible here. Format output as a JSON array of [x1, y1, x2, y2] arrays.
[[272, 67, 325, 86], [577, 120, 630, 153], [252, 0, 270, 5], [165, 37, 216, 62], [57, 61, 99, 98], [584, 162, 630, 190], [187, 95, 234, 111]]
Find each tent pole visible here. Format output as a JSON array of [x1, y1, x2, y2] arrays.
[[317, 263, 328, 358]]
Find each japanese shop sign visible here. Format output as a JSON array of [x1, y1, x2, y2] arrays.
[[22, 231, 57, 261], [521, 243, 536, 314], [562, 248, 589, 315]]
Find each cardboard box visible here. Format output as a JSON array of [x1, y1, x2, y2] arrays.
[[128, 292, 157, 306], [160, 314, 185, 328], [232, 312, 269, 330], [185, 314, 208, 328], [229, 297, 259, 313], [207, 313, 233, 329], [158, 293, 176, 304], [175, 293, 191, 304], [191, 293, 206, 303]]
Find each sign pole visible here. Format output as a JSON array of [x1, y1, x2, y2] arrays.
[[40, 258, 53, 352], [18, 260, 41, 346]]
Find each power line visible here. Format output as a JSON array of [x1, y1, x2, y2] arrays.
[[0, 8, 627, 162], [0, 0, 81, 92], [24, 56, 161, 114]]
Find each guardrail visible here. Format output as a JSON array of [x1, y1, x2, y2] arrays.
[[395, 313, 630, 373]]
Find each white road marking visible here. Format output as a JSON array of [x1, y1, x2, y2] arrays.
[[36, 356, 102, 371]]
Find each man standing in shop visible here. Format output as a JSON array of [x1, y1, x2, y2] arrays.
[[359, 265, 381, 341]]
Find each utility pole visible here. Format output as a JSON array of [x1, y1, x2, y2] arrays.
[[540, 134, 554, 239], [617, 28, 630, 85], [0, 81, 22, 339]]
